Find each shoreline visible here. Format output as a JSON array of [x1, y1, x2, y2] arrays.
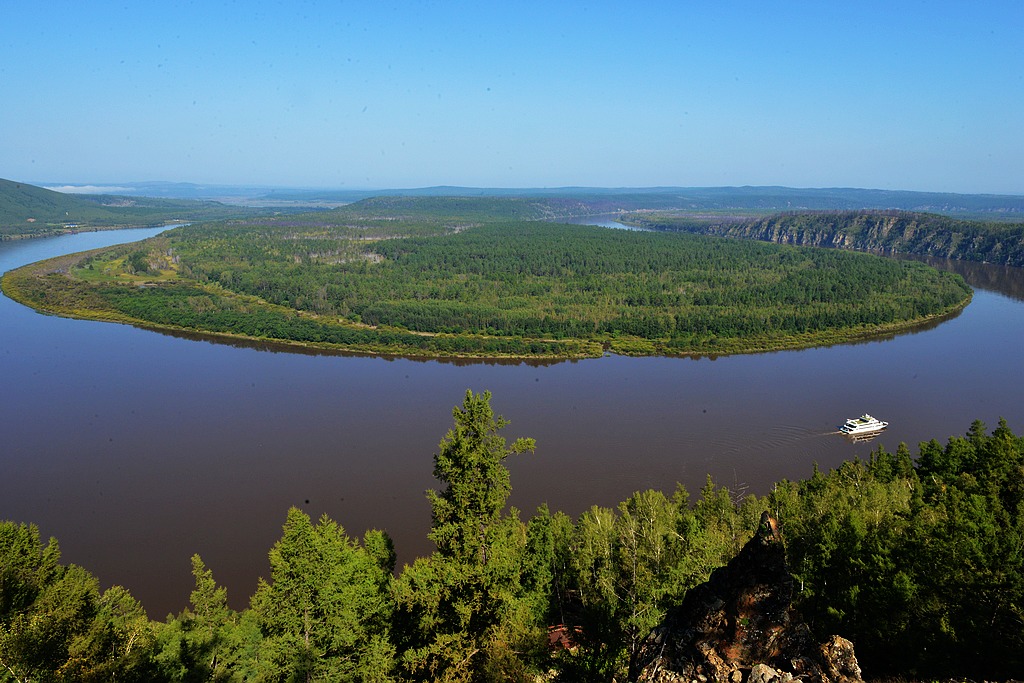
[[0, 222, 183, 242]]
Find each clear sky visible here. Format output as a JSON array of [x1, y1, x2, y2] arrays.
[[2, 1, 1022, 193]]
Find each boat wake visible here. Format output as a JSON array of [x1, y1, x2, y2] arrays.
[[710, 424, 833, 456]]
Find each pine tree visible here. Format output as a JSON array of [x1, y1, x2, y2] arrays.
[[395, 390, 538, 681]]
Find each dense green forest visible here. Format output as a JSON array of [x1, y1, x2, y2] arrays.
[[623, 209, 1024, 267], [2, 391, 1022, 682], [0, 178, 262, 240], [2, 203, 972, 359]]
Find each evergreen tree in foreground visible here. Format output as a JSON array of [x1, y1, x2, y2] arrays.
[[394, 390, 541, 682], [427, 390, 536, 566], [248, 508, 396, 682]]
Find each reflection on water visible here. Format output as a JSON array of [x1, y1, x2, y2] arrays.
[[904, 255, 1024, 302], [840, 432, 883, 444], [150, 326, 570, 367]]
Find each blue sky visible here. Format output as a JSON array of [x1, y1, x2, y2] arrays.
[[2, 1, 1021, 193]]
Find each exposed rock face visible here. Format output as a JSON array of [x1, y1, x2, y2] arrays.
[[636, 512, 862, 683], [709, 211, 1024, 267], [628, 209, 1024, 267]]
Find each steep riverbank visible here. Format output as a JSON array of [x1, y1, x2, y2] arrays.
[[623, 210, 1024, 267]]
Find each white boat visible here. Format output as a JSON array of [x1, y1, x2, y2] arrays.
[[838, 414, 888, 435]]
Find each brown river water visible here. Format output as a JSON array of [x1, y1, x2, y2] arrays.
[[2, 225, 1023, 617]]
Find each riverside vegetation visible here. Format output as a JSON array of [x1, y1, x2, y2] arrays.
[[1, 198, 972, 359], [2, 391, 1022, 682]]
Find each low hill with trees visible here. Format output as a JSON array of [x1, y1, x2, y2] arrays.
[[0, 178, 261, 240]]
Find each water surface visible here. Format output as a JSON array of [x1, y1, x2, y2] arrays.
[[3, 226, 1022, 617]]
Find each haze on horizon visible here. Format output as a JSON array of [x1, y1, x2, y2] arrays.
[[3, 2, 1022, 195]]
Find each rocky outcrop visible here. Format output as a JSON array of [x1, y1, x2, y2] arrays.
[[716, 211, 1024, 266], [636, 512, 862, 683], [627, 210, 1024, 267]]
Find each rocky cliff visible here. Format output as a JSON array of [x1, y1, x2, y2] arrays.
[[628, 210, 1024, 267], [636, 512, 862, 683]]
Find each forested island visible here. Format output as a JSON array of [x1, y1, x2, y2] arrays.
[[1, 198, 972, 359], [2, 391, 1022, 682]]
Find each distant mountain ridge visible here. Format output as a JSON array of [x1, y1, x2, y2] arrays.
[[6, 177, 1024, 241], [259, 185, 1024, 217], [21, 179, 1024, 217]]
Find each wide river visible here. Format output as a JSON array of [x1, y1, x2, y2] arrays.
[[3, 224, 1024, 617]]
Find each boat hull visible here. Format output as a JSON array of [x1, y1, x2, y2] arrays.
[[839, 424, 888, 435], [838, 414, 888, 435]]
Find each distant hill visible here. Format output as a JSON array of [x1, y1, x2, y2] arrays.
[[0, 179, 109, 225], [0, 178, 264, 239], [338, 195, 608, 221], [23, 180, 1024, 217], [38, 181, 285, 201], [259, 185, 1024, 218], [10, 178, 1024, 238]]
